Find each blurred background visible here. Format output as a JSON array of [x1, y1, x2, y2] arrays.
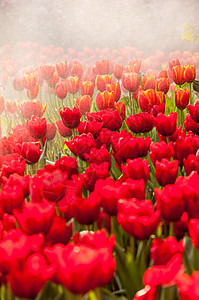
[[0, 0, 199, 54]]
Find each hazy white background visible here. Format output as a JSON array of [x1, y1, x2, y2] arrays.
[[0, 0, 198, 54]]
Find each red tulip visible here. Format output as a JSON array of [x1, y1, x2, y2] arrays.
[[184, 65, 196, 83], [77, 120, 103, 138], [138, 89, 156, 112], [155, 158, 179, 186], [46, 123, 56, 141], [184, 114, 199, 134], [82, 162, 110, 192], [126, 112, 154, 133], [84, 145, 111, 168], [101, 109, 122, 131], [55, 81, 67, 99], [155, 184, 184, 222], [121, 157, 149, 184], [73, 190, 101, 224], [111, 130, 151, 165], [27, 83, 39, 99], [60, 107, 81, 129], [113, 63, 124, 80], [95, 59, 109, 75], [119, 178, 145, 200], [56, 120, 72, 138], [189, 219, 199, 250], [27, 115, 47, 139], [173, 136, 194, 166], [65, 133, 96, 161], [176, 171, 199, 219], [95, 177, 121, 215], [153, 112, 177, 136], [95, 75, 112, 92], [187, 101, 199, 122], [44, 215, 72, 247], [14, 142, 41, 165], [40, 64, 55, 81], [13, 77, 24, 91], [54, 156, 78, 179], [168, 58, 181, 81], [0, 153, 25, 178], [125, 60, 141, 74], [155, 91, 165, 105], [8, 253, 55, 298], [22, 72, 36, 90], [176, 271, 199, 299], [44, 230, 115, 294], [114, 101, 125, 120], [172, 65, 186, 85], [106, 82, 121, 102], [143, 237, 184, 287], [48, 71, 59, 88], [183, 154, 199, 176], [14, 202, 55, 235], [21, 100, 47, 120], [68, 60, 83, 78], [40, 168, 67, 202], [117, 198, 160, 240], [0, 184, 24, 214]]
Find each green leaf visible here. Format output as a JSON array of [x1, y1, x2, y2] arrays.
[[36, 282, 60, 300], [165, 94, 176, 115], [193, 80, 199, 92], [110, 156, 122, 180], [114, 243, 143, 299]]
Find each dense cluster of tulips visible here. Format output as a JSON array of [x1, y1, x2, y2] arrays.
[[1, 43, 199, 300]]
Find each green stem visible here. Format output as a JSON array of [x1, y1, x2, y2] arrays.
[[89, 290, 98, 300], [156, 223, 162, 237], [1, 285, 5, 300], [193, 246, 199, 270], [155, 287, 161, 300], [190, 82, 193, 105], [169, 222, 174, 236], [130, 236, 135, 259], [129, 91, 132, 115], [94, 288, 101, 300], [178, 108, 184, 127], [140, 240, 147, 280], [183, 247, 195, 275]]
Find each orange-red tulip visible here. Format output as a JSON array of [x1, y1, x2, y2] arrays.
[[96, 91, 115, 110], [22, 73, 36, 90], [76, 95, 91, 115], [175, 88, 190, 110], [122, 72, 140, 92], [56, 60, 68, 79], [80, 81, 95, 97], [66, 76, 80, 94]]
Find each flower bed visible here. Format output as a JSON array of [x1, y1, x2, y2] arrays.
[[0, 44, 199, 299]]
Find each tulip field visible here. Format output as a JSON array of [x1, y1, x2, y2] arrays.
[[1, 43, 199, 300]]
